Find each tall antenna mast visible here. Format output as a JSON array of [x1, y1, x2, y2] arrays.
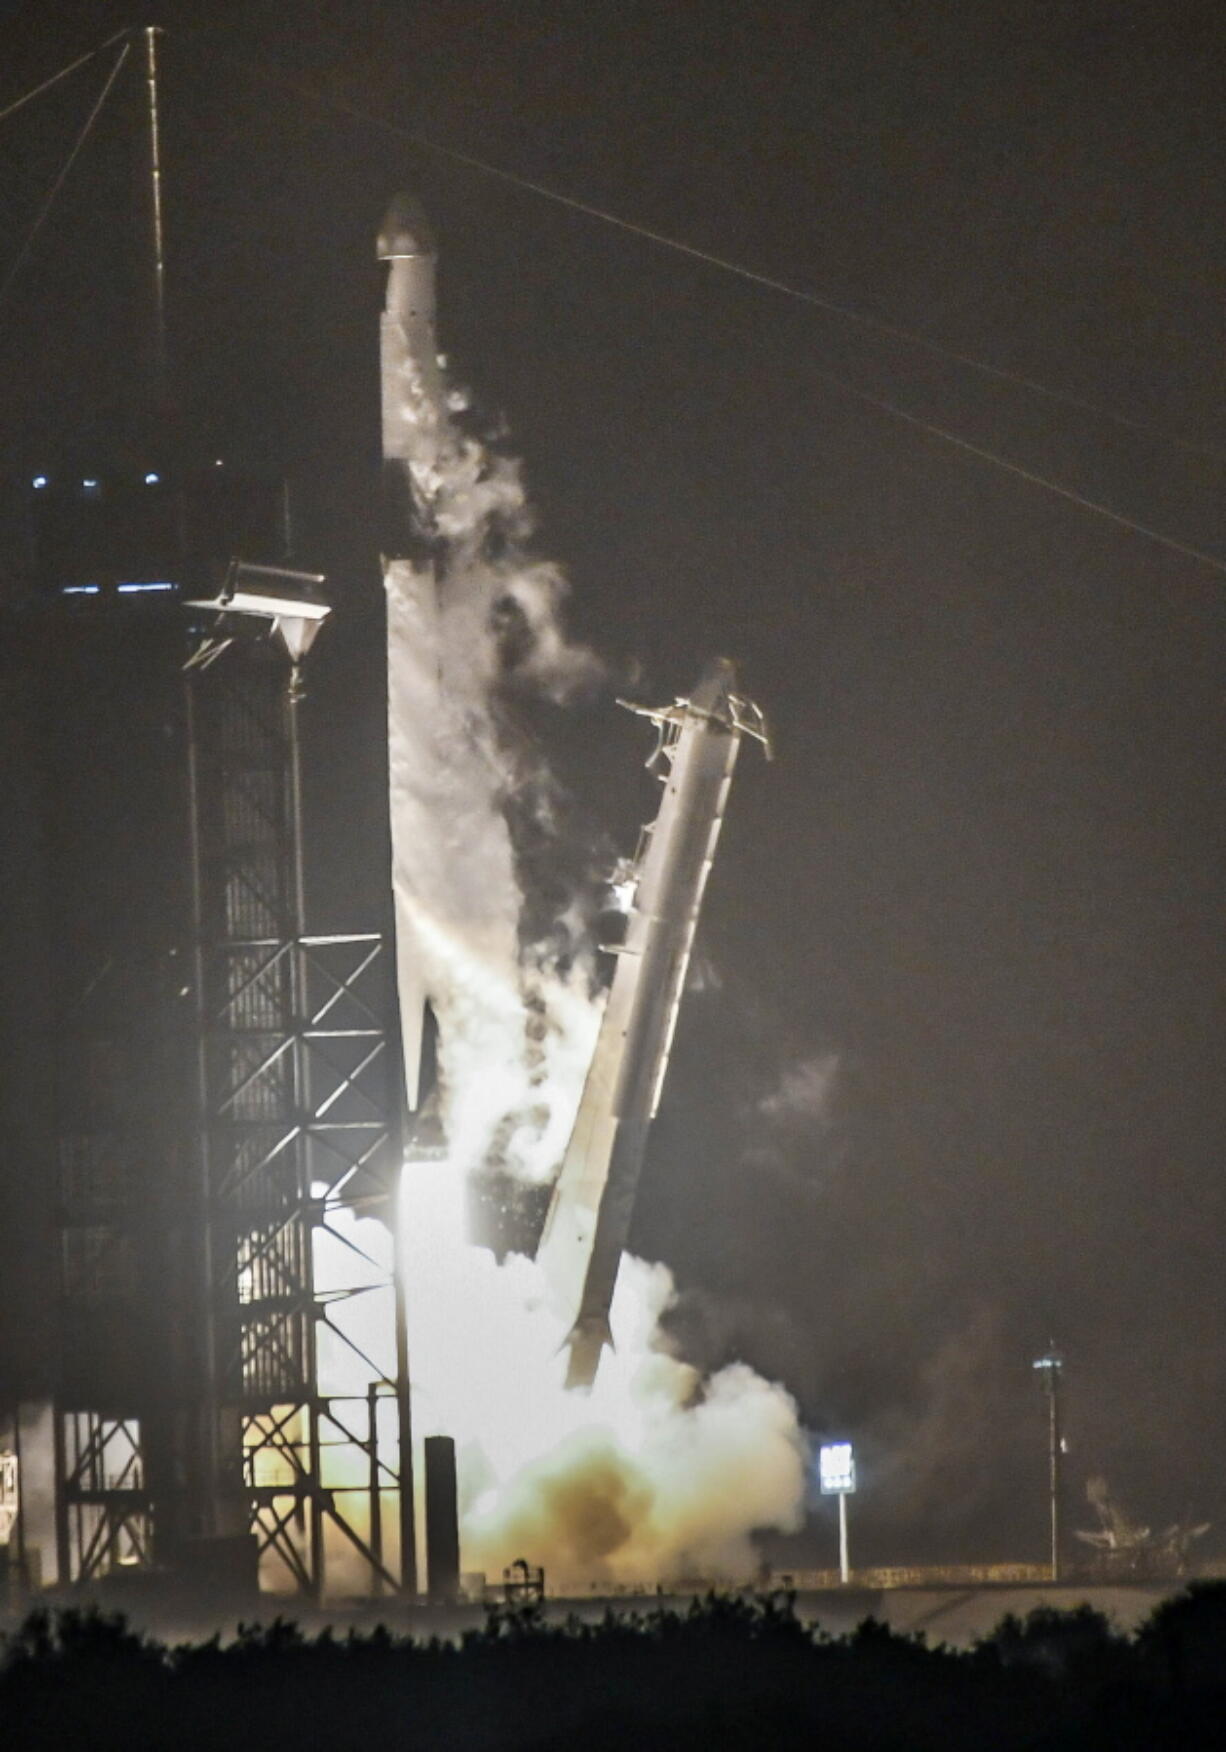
[[143, 24, 169, 406]]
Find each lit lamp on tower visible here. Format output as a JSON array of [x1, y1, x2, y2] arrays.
[[818, 1440, 856, 1585], [185, 560, 331, 697]]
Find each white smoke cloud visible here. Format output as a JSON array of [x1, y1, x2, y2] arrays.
[[402, 1160, 807, 1588], [743, 1050, 848, 1207], [759, 1052, 842, 1131]]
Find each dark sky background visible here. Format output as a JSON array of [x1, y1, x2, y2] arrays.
[[2, 0, 1224, 1567]]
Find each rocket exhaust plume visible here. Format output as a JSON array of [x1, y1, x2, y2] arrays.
[[378, 193, 806, 1587]]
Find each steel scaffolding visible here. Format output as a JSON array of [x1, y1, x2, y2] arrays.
[[50, 609, 191, 1585], [53, 615, 410, 1599], [184, 632, 408, 1599]]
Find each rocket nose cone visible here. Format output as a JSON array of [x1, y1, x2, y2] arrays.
[[378, 192, 437, 259]]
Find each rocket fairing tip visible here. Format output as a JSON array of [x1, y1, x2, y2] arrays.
[[377, 191, 437, 260]]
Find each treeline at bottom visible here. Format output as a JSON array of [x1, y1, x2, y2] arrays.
[[3, 1585, 1226, 1750]]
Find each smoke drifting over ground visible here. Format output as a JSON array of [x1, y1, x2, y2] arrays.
[[383, 288, 809, 1583]]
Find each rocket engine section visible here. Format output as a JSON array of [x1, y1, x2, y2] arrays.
[[536, 662, 770, 1387]]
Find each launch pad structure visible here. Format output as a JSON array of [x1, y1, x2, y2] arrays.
[[49, 578, 412, 1603], [182, 602, 411, 1599], [0, 26, 422, 1604], [32, 513, 766, 1607], [2, 31, 770, 1609]]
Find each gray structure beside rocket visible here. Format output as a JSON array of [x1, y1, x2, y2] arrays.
[[536, 665, 771, 1387]]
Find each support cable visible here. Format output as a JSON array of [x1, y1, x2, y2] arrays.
[[14, 27, 1225, 578], [399, 134, 1226, 471], [0, 39, 133, 316], [803, 366, 1226, 577], [194, 39, 1226, 470], [0, 27, 132, 128], [183, 42, 1226, 576], [143, 25, 169, 404]]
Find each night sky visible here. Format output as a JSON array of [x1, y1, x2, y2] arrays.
[[2, 0, 1224, 1567]]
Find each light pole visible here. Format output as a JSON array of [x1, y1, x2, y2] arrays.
[[819, 1441, 856, 1585], [1032, 1346, 1064, 1582]]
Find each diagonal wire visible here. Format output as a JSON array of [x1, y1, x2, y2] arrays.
[[379, 153, 1226, 572], [0, 38, 132, 317], [192, 36, 1226, 470], [28, 27, 1225, 578], [0, 26, 132, 127], [806, 365, 1226, 576], [397, 134, 1226, 471], [176, 41, 1226, 575]]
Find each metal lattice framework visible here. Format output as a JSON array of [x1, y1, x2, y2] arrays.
[[187, 639, 408, 1600], [53, 623, 409, 1598], [50, 615, 192, 1586], [56, 1413, 151, 1582]]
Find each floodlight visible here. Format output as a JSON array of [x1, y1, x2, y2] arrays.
[[818, 1441, 856, 1496], [817, 1441, 856, 1584], [188, 560, 327, 619], [186, 559, 331, 679]]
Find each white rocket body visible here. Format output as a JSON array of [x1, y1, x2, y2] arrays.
[[381, 197, 527, 1137], [536, 661, 768, 1386], [380, 196, 443, 1109]]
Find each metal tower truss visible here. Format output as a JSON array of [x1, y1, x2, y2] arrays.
[[188, 634, 406, 1600], [49, 618, 191, 1587], [56, 1412, 151, 1583]]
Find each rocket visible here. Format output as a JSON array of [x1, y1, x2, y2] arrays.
[[379, 192, 545, 1153], [536, 661, 770, 1387], [378, 194, 771, 1361], [380, 193, 444, 1113]]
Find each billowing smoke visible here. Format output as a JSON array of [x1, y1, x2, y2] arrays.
[[401, 1159, 806, 1588], [383, 314, 808, 1586], [749, 1051, 846, 1196]]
